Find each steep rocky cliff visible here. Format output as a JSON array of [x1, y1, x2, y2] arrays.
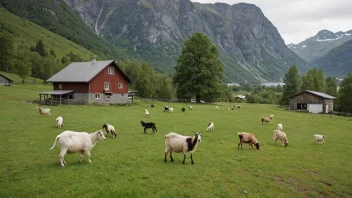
[[65, 0, 308, 82]]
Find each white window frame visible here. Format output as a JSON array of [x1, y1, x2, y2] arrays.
[[104, 82, 110, 90], [95, 94, 100, 99], [108, 67, 114, 75], [118, 83, 123, 89]]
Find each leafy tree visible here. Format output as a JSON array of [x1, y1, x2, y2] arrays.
[[314, 69, 325, 92], [0, 30, 15, 71], [325, 77, 337, 97], [282, 65, 300, 105], [301, 68, 325, 92], [337, 73, 352, 113], [13, 59, 32, 84], [49, 49, 56, 58], [155, 74, 173, 100], [173, 32, 223, 103]]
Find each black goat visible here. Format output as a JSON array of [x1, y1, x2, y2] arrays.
[[140, 121, 157, 134], [151, 103, 155, 108], [181, 107, 186, 112]]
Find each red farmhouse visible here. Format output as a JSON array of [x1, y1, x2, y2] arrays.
[[44, 59, 131, 105]]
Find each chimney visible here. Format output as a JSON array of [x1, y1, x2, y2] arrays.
[[92, 58, 96, 64]]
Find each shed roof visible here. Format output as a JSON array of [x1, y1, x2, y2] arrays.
[[289, 90, 336, 99], [47, 60, 131, 83], [0, 73, 13, 82]]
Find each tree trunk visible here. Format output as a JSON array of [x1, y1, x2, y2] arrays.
[[22, 78, 25, 84], [196, 95, 201, 103]]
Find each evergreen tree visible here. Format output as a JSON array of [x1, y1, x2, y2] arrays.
[[173, 32, 223, 103], [0, 30, 14, 71], [325, 77, 337, 97], [314, 69, 325, 92], [337, 73, 352, 113], [282, 65, 300, 105], [31, 39, 48, 57]]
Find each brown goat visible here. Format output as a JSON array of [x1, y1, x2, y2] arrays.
[[238, 132, 260, 150], [261, 117, 271, 124]]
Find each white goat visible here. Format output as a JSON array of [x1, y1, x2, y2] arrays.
[[56, 116, 63, 128], [164, 132, 202, 164], [168, 107, 174, 113], [102, 124, 117, 138], [189, 105, 193, 110], [314, 134, 326, 143], [270, 114, 274, 120], [216, 106, 219, 110], [37, 106, 51, 116], [206, 122, 214, 131], [237, 132, 260, 149], [50, 130, 106, 167], [145, 109, 150, 117], [273, 130, 288, 147], [278, 124, 283, 131]]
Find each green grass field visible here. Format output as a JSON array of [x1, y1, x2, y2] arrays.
[[0, 84, 351, 198]]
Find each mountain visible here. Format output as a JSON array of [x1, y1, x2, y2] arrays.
[[313, 39, 352, 78], [288, 29, 352, 62], [63, 0, 308, 82], [0, 0, 120, 59], [0, 7, 95, 60]]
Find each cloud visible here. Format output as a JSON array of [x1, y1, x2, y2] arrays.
[[191, 0, 352, 44]]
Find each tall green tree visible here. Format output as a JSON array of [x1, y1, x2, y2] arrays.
[[155, 74, 173, 100], [31, 39, 48, 57], [282, 65, 300, 105], [0, 30, 15, 71], [325, 77, 337, 97], [337, 73, 352, 113], [173, 32, 223, 103], [314, 69, 325, 92], [13, 59, 32, 84]]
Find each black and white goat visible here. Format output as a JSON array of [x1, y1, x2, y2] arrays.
[[164, 106, 169, 112], [102, 124, 117, 138], [140, 121, 157, 134], [164, 132, 202, 164]]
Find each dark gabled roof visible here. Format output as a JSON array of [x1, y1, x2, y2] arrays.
[[47, 60, 131, 83], [289, 90, 336, 99], [0, 73, 13, 82]]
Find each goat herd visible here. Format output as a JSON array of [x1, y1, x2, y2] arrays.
[[36, 104, 326, 167]]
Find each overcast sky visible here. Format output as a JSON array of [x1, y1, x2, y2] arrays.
[[191, 0, 352, 44]]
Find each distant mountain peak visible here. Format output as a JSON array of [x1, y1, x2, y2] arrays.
[[288, 28, 352, 62]]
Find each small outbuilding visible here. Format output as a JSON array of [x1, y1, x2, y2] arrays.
[[0, 73, 13, 86], [289, 90, 335, 114]]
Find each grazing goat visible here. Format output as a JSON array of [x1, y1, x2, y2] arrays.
[[238, 132, 260, 150], [189, 105, 193, 110], [261, 117, 271, 124], [314, 134, 326, 143], [50, 130, 106, 167], [37, 106, 51, 116], [237, 105, 241, 109], [278, 124, 283, 131], [164, 106, 169, 112], [270, 114, 274, 120], [216, 106, 219, 110], [206, 122, 214, 131], [102, 124, 117, 138], [168, 107, 174, 113], [56, 116, 63, 128], [140, 121, 157, 134], [226, 107, 230, 111], [273, 130, 288, 147], [181, 107, 186, 112], [151, 103, 155, 108], [145, 109, 150, 117], [164, 132, 202, 164]]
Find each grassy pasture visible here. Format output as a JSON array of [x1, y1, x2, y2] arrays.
[[0, 84, 351, 198]]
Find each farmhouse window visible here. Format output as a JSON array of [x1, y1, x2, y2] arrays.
[[108, 67, 114, 75], [104, 82, 110, 90], [118, 83, 123, 89], [58, 84, 62, 89], [297, 103, 307, 110], [95, 94, 100, 99]]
